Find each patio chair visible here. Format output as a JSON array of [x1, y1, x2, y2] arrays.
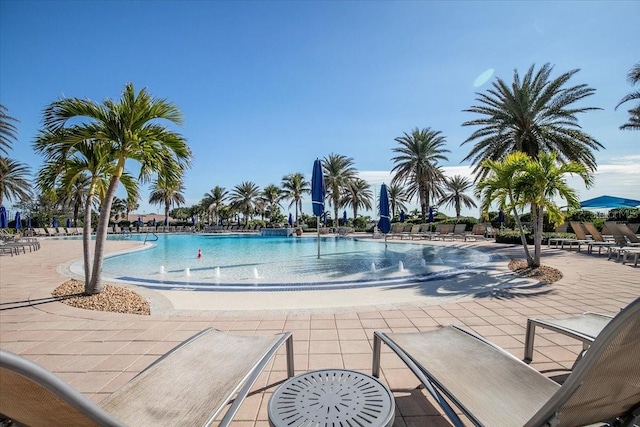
[[0, 328, 294, 427], [523, 312, 613, 364], [372, 296, 640, 427], [582, 222, 618, 255]]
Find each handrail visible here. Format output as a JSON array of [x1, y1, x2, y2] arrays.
[[143, 232, 158, 244]]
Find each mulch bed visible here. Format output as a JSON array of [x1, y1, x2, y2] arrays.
[[508, 259, 563, 283], [52, 279, 150, 315]]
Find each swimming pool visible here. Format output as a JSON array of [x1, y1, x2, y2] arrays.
[[73, 234, 493, 291]]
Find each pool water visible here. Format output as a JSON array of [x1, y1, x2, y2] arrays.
[[83, 234, 492, 291]]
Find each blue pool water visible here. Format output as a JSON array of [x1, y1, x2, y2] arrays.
[[76, 234, 492, 291]]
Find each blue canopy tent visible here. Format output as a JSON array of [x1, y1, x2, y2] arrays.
[[14, 212, 21, 229], [378, 184, 391, 246], [579, 195, 640, 209], [312, 158, 325, 258]]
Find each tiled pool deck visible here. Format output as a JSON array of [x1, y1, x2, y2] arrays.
[[1, 237, 638, 426]]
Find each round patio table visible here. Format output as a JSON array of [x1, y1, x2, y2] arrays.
[[268, 368, 395, 427]]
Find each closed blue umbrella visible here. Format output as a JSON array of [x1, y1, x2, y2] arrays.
[[311, 158, 324, 258], [342, 210, 347, 226], [288, 213, 293, 227], [15, 211, 21, 229], [137, 217, 142, 228], [152, 218, 156, 227], [378, 184, 391, 234], [66, 218, 72, 228], [164, 217, 168, 226], [498, 209, 504, 226], [52, 217, 58, 228], [400, 210, 405, 223], [191, 216, 196, 226], [428, 206, 434, 233], [0, 206, 7, 228], [27, 216, 32, 229]]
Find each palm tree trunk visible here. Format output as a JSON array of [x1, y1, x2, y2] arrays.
[[512, 206, 534, 266], [88, 175, 121, 295], [82, 191, 94, 291], [532, 204, 544, 268]]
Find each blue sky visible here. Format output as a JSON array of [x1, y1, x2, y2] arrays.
[[1, 1, 638, 218]]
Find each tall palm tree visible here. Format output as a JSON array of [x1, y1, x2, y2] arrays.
[[438, 175, 478, 217], [0, 104, 19, 156], [462, 63, 602, 181], [203, 186, 228, 225], [281, 172, 309, 226], [342, 178, 373, 221], [37, 83, 191, 294], [261, 184, 282, 223], [616, 62, 640, 131], [0, 157, 31, 207], [323, 153, 357, 226], [391, 127, 449, 220], [387, 183, 410, 220], [229, 181, 260, 224], [149, 176, 186, 224]]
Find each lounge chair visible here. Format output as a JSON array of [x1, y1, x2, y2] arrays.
[[582, 222, 618, 255], [524, 312, 612, 364], [372, 296, 640, 427], [0, 328, 294, 427]]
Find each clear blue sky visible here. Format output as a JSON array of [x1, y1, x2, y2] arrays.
[[1, 1, 638, 218]]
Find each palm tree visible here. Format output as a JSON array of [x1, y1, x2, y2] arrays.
[[281, 172, 309, 226], [149, 176, 186, 225], [391, 128, 449, 220], [476, 152, 592, 267], [37, 83, 191, 294], [462, 63, 602, 181], [126, 196, 139, 221], [323, 153, 357, 226], [0, 104, 19, 156], [34, 138, 137, 288], [438, 175, 478, 217], [342, 178, 373, 221], [230, 181, 260, 224], [110, 197, 127, 222], [261, 184, 282, 223], [203, 186, 228, 225], [616, 62, 640, 131], [0, 157, 31, 207], [387, 183, 410, 220]]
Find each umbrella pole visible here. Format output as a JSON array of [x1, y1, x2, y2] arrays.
[[384, 234, 387, 248], [317, 216, 320, 259]]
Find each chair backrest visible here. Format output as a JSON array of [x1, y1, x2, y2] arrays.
[[569, 222, 589, 240], [582, 222, 605, 242], [453, 224, 466, 234], [0, 350, 123, 426], [472, 223, 486, 235], [554, 223, 568, 233], [618, 223, 640, 243], [605, 222, 634, 245], [526, 297, 640, 427]]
